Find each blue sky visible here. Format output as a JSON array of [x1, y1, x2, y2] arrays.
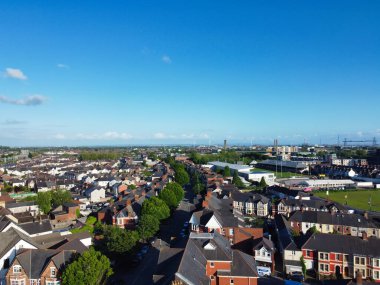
[[1, 0, 379, 146]]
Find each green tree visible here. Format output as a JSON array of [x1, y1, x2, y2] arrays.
[[159, 188, 178, 209], [300, 256, 306, 277], [307, 225, 319, 235], [76, 208, 81, 218], [61, 247, 113, 285], [36, 191, 52, 214], [223, 166, 231, 177], [141, 197, 170, 220], [232, 171, 245, 188], [165, 182, 184, 204], [174, 169, 190, 186], [103, 226, 139, 254], [128, 184, 137, 190], [259, 177, 267, 188], [138, 214, 160, 241], [51, 189, 72, 208]]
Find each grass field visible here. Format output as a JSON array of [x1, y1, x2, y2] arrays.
[[314, 190, 380, 212]]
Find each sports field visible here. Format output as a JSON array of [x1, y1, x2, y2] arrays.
[[314, 190, 380, 212]]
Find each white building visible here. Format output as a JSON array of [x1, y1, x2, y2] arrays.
[[296, 179, 355, 190], [239, 171, 276, 186]]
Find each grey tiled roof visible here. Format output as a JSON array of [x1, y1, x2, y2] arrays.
[[303, 233, 380, 257], [0, 228, 41, 258]]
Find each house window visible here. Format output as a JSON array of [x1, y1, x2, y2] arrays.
[[325, 264, 329, 272], [51, 267, 56, 277], [11, 280, 25, 285], [210, 262, 214, 268], [374, 271, 380, 280], [307, 251, 311, 257], [376, 259, 380, 267], [30, 280, 41, 285], [230, 280, 234, 285], [336, 254, 341, 261], [13, 265, 22, 273], [319, 264, 324, 271], [361, 257, 366, 265], [210, 276, 215, 280], [319, 252, 324, 260], [355, 257, 360, 264], [344, 255, 349, 262]]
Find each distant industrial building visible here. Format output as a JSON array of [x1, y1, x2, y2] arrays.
[[257, 159, 308, 173]]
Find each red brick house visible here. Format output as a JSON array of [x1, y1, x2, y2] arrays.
[[175, 232, 258, 285], [6, 248, 81, 285]]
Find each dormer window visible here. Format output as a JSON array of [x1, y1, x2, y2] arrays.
[[13, 265, 22, 274]]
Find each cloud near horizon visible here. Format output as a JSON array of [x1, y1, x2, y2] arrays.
[[4, 68, 27, 80], [0, 95, 47, 106]]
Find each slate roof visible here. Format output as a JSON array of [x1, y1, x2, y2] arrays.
[[231, 190, 269, 204], [15, 249, 75, 279], [19, 219, 52, 235], [176, 232, 257, 285], [0, 228, 41, 258], [303, 233, 380, 257], [289, 211, 380, 228]]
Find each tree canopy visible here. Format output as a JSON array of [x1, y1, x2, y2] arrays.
[[223, 166, 231, 177], [61, 247, 113, 285], [36, 191, 52, 214], [159, 188, 178, 209], [103, 226, 139, 254], [232, 171, 245, 188], [138, 214, 160, 241], [174, 169, 190, 186], [141, 196, 170, 221], [259, 177, 267, 188], [165, 182, 184, 204], [51, 189, 72, 208]]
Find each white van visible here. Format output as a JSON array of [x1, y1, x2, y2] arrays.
[[257, 266, 271, 277]]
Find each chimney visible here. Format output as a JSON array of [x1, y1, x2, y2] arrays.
[[362, 231, 368, 241], [356, 270, 363, 285], [134, 194, 139, 201], [126, 199, 131, 207]]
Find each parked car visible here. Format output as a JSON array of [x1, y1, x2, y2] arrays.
[[257, 266, 271, 277], [288, 271, 304, 283]]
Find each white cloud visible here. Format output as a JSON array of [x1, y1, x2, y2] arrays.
[[161, 55, 172, 64], [154, 132, 169, 139], [74, 132, 133, 140], [54, 134, 66, 139], [0, 95, 47, 106], [357, 131, 363, 137], [57, 63, 70, 69], [4, 68, 27, 80]]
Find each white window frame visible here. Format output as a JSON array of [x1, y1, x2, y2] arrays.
[[13, 265, 22, 274]]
